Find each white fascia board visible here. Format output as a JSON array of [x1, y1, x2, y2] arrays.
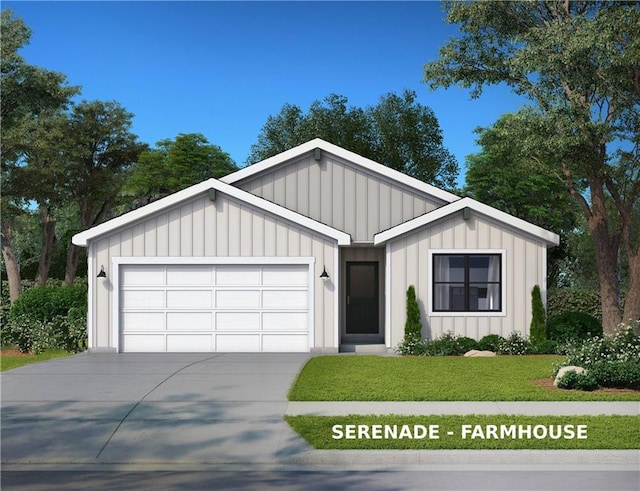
[[221, 138, 460, 204], [373, 197, 560, 247], [73, 178, 351, 247]]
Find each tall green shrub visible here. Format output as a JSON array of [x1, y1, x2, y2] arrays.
[[530, 285, 546, 344], [404, 285, 422, 342]]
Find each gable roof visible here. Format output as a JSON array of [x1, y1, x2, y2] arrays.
[[221, 138, 460, 204], [373, 197, 560, 247], [72, 178, 352, 247]]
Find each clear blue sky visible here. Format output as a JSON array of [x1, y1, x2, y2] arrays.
[[5, 1, 529, 187]]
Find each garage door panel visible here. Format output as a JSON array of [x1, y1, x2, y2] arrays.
[[216, 312, 260, 330], [216, 290, 260, 309], [166, 266, 212, 286], [167, 312, 212, 331], [167, 290, 212, 308], [119, 263, 310, 353], [262, 334, 308, 352], [216, 266, 260, 286], [121, 312, 164, 331], [121, 266, 164, 286], [122, 290, 164, 309], [167, 334, 212, 352], [216, 334, 261, 352], [263, 312, 307, 331], [263, 290, 307, 309], [122, 334, 165, 352], [262, 265, 308, 286]]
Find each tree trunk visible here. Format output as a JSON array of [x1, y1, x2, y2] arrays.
[[622, 250, 640, 328], [1, 219, 23, 303], [63, 243, 81, 285], [34, 207, 57, 287]]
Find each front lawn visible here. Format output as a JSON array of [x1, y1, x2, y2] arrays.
[[285, 414, 640, 449], [289, 355, 640, 401], [0, 349, 72, 372]]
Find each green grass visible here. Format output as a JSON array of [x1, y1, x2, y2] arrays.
[[0, 350, 72, 372], [285, 415, 640, 449], [289, 355, 640, 401]]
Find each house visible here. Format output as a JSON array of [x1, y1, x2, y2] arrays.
[[72, 139, 560, 353]]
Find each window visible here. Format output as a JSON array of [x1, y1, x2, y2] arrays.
[[433, 254, 501, 312]]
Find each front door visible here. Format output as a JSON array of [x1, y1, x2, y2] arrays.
[[346, 262, 379, 334]]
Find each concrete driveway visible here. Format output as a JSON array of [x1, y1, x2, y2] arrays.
[[1, 352, 313, 465]]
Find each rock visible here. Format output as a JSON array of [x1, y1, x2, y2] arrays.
[[464, 350, 496, 357], [554, 366, 585, 386]]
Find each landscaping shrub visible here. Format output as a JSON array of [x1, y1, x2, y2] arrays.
[[588, 361, 640, 390], [547, 288, 601, 320], [9, 284, 87, 322], [424, 332, 466, 356], [547, 311, 603, 343], [397, 285, 424, 355], [478, 334, 505, 352], [498, 331, 529, 355], [556, 370, 599, 392], [528, 339, 559, 355], [529, 285, 546, 344], [395, 336, 427, 356], [457, 336, 480, 353]]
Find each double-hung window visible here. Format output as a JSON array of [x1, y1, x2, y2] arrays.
[[433, 254, 502, 312]]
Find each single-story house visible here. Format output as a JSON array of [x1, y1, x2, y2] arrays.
[[72, 138, 559, 353]]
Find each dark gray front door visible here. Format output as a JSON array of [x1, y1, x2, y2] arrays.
[[346, 262, 379, 334]]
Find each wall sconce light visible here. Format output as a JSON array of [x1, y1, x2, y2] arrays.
[[462, 207, 471, 220], [97, 265, 107, 279], [314, 148, 322, 162], [319, 266, 329, 280]]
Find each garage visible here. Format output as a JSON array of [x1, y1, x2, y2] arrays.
[[117, 262, 311, 352]]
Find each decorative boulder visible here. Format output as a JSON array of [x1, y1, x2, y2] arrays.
[[464, 350, 496, 357], [554, 366, 585, 387]]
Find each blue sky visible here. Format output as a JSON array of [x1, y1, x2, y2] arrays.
[[6, 1, 529, 187]]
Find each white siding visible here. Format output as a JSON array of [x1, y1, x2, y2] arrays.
[[90, 192, 338, 352], [236, 152, 444, 242], [386, 210, 547, 347]]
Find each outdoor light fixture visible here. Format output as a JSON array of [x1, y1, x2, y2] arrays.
[[319, 266, 329, 280], [97, 265, 107, 279], [462, 207, 471, 220], [314, 148, 322, 161]]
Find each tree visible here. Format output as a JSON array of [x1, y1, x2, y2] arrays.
[[62, 100, 147, 284], [1, 8, 79, 299], [404, 285, 423, 342], [248, 90, 458, 189], [127, 133, 237, 203], [464, 114, 581, 287], [530, 285, 547, 344], [424, 1, 640, 332]]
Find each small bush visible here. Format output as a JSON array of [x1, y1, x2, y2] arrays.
[[547, 288, 601, 320], [478, 334, 505, 352], [556, 370, 599, 391], [457, 336, 480, 353], [424, 332, 466, 356], [588, 361, 640, 390], [547, 311, 603, 343], [529, 339, 559, 355], [498, 331, 529, 355], [395, 336, 427, 356]]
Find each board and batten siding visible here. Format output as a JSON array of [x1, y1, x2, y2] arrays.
[[386, 211, 546, 347], [91, 192, 338, 351], [237, 152, 445, 243]]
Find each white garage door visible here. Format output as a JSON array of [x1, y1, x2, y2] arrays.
[[118, 264, 310, 352]]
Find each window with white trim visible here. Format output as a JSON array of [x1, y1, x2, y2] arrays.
[[433, 254, 502, 312]]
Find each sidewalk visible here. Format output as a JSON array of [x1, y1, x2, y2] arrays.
[[286, 401, 640, 416]]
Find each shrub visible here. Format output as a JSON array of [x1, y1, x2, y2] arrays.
[[529, 339, 559, 355], [424, 332, 465, 356], [547, 311, 603, 343], [395, 336, 427, 356], [588, 361, 640, 390], [457, 336, 480, 353], [547, 288, 601, 320], [529, 285, 546, 344], [498, 331, 529, 355], [478, 334, 505, 352], [9, 285, 87, 323], [404, 286, 422, 338], [556, 370, 599, 391]]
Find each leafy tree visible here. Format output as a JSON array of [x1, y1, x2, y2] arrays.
[[127, 133, 237, 203], [1, 8, 79, 300], [248, 90, 458, 189], [424, 1, 640, 333]]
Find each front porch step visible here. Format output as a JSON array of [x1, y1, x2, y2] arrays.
[[339, 343, 390, 354]]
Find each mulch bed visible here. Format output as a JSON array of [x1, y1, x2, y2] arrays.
[[533, 377, 640, 395], [0, 349, 30, 357]]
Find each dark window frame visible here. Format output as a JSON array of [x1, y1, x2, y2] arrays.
[[432, 254, 502, 313]]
